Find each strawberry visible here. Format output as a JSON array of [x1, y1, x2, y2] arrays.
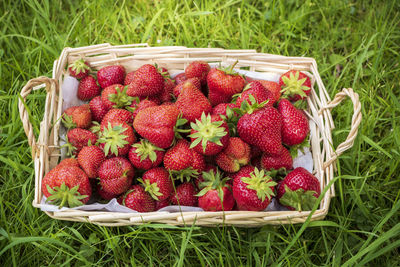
[[97, 184, 119, 200], [155, 198, 170, 210], [129, 99, 158, 120], [101, 108, 134, 127], [97, 65, 126, 89], [57, 158, 80, 169], [256, 80, 281, 104], [207, 62, 246, 106], [139, 167, 173, 201], [174, 73, 187, 84], [189, 113, 229, 156], [278, 99, 310, 146], [128, 139, 165, 170], [277, 167, 320, 211], [77, 75, 100, 101], [173, 77, 201, 98], [261, 147, 293, 171], [195, 164, 217, 189], [65, 128, 97, 155], [42, 166, 91, 207], [68, 59, 90, 79], [171, 182, 198, 207], [126, 64, 164, 97], [212, 103, 239, 136], [101, 84, 134, 110], [185, 61, 211, 86], [98, 157, 134, 195], [279, 70, 311, 101], [215, 137, 250, 173], [62, 104, 92, 129], [197, 169, 234, 211], [175, 80, 212, 123], [235, 81, 274, 108], [160, 77, 176, 103], [232, 166, 276, 211], [77, 145, 105, 178], [123, 185, 155, 212], [98, 121, 136, 157], [124, 71, 135, 85], [211, 103, 237, 117], [89, 96, 110, 122]]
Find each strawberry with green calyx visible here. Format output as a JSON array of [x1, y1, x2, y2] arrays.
[[64, 128, 97, 156], [139, 167, 173, 201], [77, 145, 106, 178], [89, 96, 109, 122], [261, 146, 293, 171], [101, 108, 134, 127], [215, 137, 250, 173], [279, 70, 311, 102], [277, 167, 320, 211], [212, 103, 239, 136], [97, 65, 126, 89], [189, 113, 229, 156], [68, 59, 91, 79], [77, 75, 101, 101], [101, 84, 135, 110], [235, 81, 274, 108], [171, 182, 198, 207], [232, 166, 277, 211], [128, 139, 165, 170], [173, 77, 201, 98], [62, 105, 92, 129], [195, 164, 217, 189], [256, 80, 281, 104], [185, 61, 211, 86], [126, 64, 164, 97], [197, 169, 234, 211], [42, 166, 91, 208], [98, 157, 134, 195], [123, 185, 155, 212], [98, 121, 136, 157]]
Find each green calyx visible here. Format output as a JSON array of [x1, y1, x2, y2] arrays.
[[46, 183, 87, 208], [68, 59, 90, 75], [189, 112, 228, 153], [172, 113, 191, 144], [61, 135, 77, 156], [281, 71, 309, 99], [125, 97, 141, 112], [98, 122, 129, 156], [218, 60, 240, 75], [90, 121, 101, 137], [233, 94, 269, 116], [132, 139, 164, 163], [196, 169, 230, 201], [279, 185, 318, 211], [219, 105, 239, 136], [241, 167, 277, 202], [62, 114, 76, 129], [288, 134, 310, 158], [169, 168, 199, 182], [108, 86, 135, 108], [138, 178, 163, 201]]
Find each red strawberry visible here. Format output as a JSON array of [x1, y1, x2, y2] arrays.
[[195, 164, 217, 189], [63, 105, 92, 129], [207, 62, 246, 106], [236, 81, 274, 108], [101, 84, 133, 110], [97, 65, 126, 89], [211, 103, 237, 117], [89, 96, 110, 122], [126, 64, 164, 97], [173, 77, 201, 98], [232, 166, 276, 211], [77, 75, 100, 101], [98, 121, 136, 157], [175, 80, 212, 123], [139, 167, 173, 201], [128, 139, 165, 170], [261, 147, 293, 171], [197, 169, 234, 211], [98, 157, 134, 195], [191, 149, 206, 173], [278, 99, 310, 146], [279, 70, 311, 101], [65, 128, 97, 155], [171, 182, 198, 206], [212, 103, 239, 136], [101, 109, 134, 127], [124, 71, 135, 85], [277, 167, 320, 211], [123, 185, 155, 212], [189, 113, 229, 156], [77, 145, 106, 178], [215, 137, 250, 173], [257, 80, 281, 104], [57, 158, 80, 169], [68, 59, 90, 79], [97, 184, 119, 200], [174, 73, 187, 84], [160, 77, 176, 103], [129, 99, 158, 120], [185, 61, 211, 86], [42, 166, 91, 207], [155, 198, 170, 210]]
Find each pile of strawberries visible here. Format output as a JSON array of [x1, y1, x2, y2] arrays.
[[42, 59, 321, 212]]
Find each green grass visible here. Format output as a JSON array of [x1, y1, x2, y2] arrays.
[[1, 0, 400, 265]]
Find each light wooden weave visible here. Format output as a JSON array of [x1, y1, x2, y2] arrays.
[[18, 43, 361, 227]]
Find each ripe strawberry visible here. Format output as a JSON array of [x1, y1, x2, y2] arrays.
[[278, 99, 310, 146], [212, 103, 239, 136], [123, 185, 155, 212], [279, 70, 311, 101], [128, 139, 165, 170], [277, 167, 320, 211], [171, 182, 198, 206], [68, 59, 90, 79], [195, 164, 217, 189], [175, 80, 212, 123], [185, 61, 211, 86], [77, 75, 100, 101], [97, 184, 119, 200], [232, 166, 277, 211], [77, 145, 105, 178], [98, 157, 134, 195], [42, 166, 91, 207], [173, 77, 201, 98], [207, 62, 246, 106], [261, 147, 293, 171], [129, 99, 158, 120], [189, 113, 229, 156], [98, 121, 136, 157], [211, 103, 237, 117], [57, 158, 80, 169], [235, 81, 274, 108], [101, 84, 134, 110], [101, 109, 134, 127], [139, 167, 173, 201], [124, 71, 136, 85], [97, 65, 126, 89], [197, 169, 234, 211], [89, 96, 109, 122], [155, 198, 170, 210], [174, 73, 187, 84], [65, 128, 97, 155], [62, 104, 92, 129], [215, 137, 250, 173], [160, 77, 176, 103], [126, 64, 164, 97], [257, 80, 281, 104]]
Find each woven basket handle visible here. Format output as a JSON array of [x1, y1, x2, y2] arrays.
[[18, 76, 59, 158], [319, 88, 362, 169]]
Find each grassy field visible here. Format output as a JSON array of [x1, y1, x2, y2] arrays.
[[1, 0, 400, 265]]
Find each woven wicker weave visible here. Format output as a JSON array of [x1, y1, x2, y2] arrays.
[[18, 43, 361, 227]]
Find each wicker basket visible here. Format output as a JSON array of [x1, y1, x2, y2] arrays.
[[18, 43, 361, 227]]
